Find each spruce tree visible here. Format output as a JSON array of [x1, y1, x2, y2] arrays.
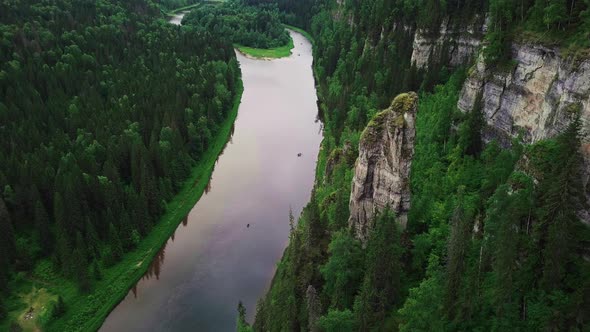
[[109, 223, 124, 262], [237, 301, 253, 332], [34, 200, 52, 253], [0, 296, 6, 320], [445, 188, 477, 319], [0, 197, 16, 291], [53, 296, 65, 318], [54, 193, 74, 277], [354, 209, 402, 330], [538, 116, 585, 290], [74, 232, 90, 292]]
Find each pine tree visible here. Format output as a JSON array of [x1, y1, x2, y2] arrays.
[[543, 0, 568, 29], [34, 200, 52, 253], [237, 301, 253, 332], [459, 101, 484, 157], [54, 193, 74, 277], [84, 219, 100, 259], [53, 296, 66, 318], [538, 116, 585, 290], [318, 309, 356, 332], [0, 296, 6, 320], [483, 176, 533, 328], [92, 261, 102, 281], [109, 223, 123, 262], [0, 197, 16, 291], [445, 188, 477, 319], [320, 230, 364, 309], [74, 232, 90, 292], [354, 209, 403, 330]]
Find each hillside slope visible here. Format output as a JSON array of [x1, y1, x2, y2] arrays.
[[252, 0, 589, 331]]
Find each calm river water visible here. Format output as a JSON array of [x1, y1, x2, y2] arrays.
[[99, 14, 321, 332]]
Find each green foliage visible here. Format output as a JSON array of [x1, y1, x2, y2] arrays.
[[160, 0, 200, 12], [320, 231, 364, 309], [237, 301, 254, 332], [317, 309, 356, 332], [354, 209, 403, 330], [398, 255, 445, 332], [0, 0, 244, 329], [235, 38, 294, 58], [484, 0, 590, 64], [183, 1, 290, 49], [255, 16, 588, 326], [53, 296, 66, 318], [0, 198, 15, 292]]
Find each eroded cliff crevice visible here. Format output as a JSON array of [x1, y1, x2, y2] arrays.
[[411, 16, 487, 69], [458, 43, 590, 223], [459, 44, 589, 143], [348, 92, 418, 243]]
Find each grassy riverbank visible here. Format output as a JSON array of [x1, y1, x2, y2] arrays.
[[165, 2, 202, 15], [164, 0, 225, 16], [283, 24, 315, 45], [234, 25, 312, 59], [235, 37, 294, 59], [1, 80, 243, 332]]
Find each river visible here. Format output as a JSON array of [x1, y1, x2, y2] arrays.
[[99, 13, 321, 332]]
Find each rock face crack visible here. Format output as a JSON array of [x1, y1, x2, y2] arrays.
[[457, 43, 590, 225], [348, 92, 418, 243], [490, 77, 508, 120]]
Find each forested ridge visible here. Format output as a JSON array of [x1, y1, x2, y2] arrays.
[[0, 0, 242, 329], [1, 0, 589, 330], [249, 0, 590, 331]]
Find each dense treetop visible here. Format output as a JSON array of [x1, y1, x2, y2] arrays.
[[253, 0, 590, 331], [0, 0, 239, 328], [183, 0, 290, 49]]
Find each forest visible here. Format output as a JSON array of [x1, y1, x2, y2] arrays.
[[158, 0, 199, 12], [250, 0, 590, 331], [1, 0, 589, 330], [0, 0, 241, 330], [182, 0, 290, 49]]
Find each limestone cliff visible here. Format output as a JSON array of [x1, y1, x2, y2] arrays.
[[348, 92, 418, 243], [411, 16, 486, 69], [458, 43, 590, 223]]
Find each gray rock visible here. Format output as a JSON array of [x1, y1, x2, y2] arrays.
[[348, 92, 418, 243], [458, 43, 590, 223], [411, 16, 485, 69]]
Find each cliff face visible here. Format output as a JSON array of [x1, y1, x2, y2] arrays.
[[348, 92, 418, 243], [459, 44, 590, 144], [411, 17, 486, 69], [458, 43, 590, 223]]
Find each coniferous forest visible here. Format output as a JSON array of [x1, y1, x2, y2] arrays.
[[0, 0, 242, 329], [1, 0, 590, 331], [249, 0, 590, 331], [183, 1, 290, 49]]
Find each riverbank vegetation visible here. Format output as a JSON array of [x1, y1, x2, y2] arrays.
[[160, 0, 200, 12], [235, 38, 294, 58], [251, 0, 590, 331], [0, 0, 242, 330], [484, 0, 590, 64], [183, 0, 293, 58]]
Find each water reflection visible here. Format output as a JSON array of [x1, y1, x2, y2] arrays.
[[204, 171, 213, 194], [101, 28, 321, 332], [131, 240, 168, 298]]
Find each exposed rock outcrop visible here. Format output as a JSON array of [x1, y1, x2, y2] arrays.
[[348, 92, 418, 243], [411, 16, 486, 69], [458, 43, 590, 223]]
